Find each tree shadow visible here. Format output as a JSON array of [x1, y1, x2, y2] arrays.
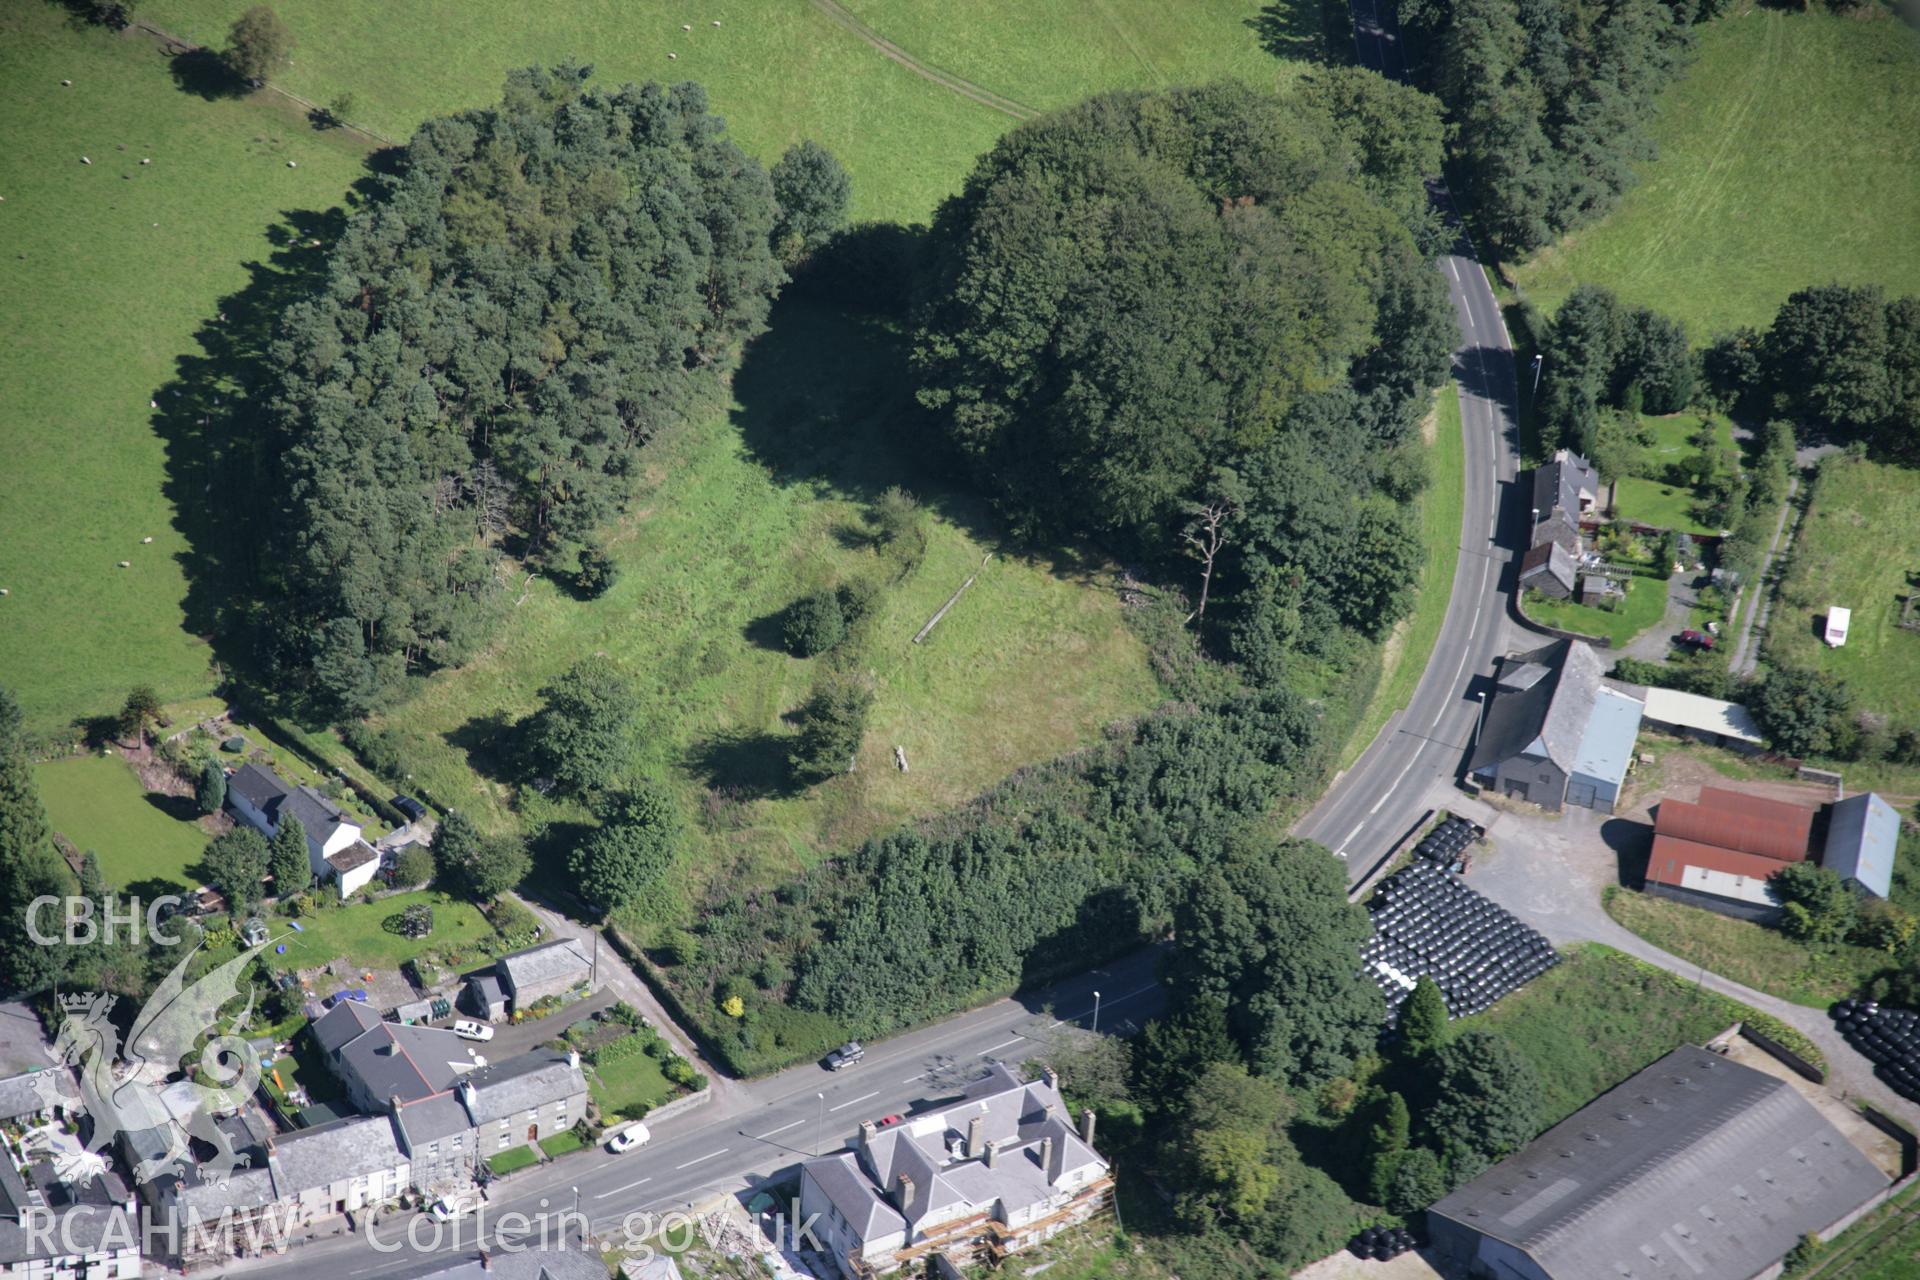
[[126, 874, 193, 902], [742, 608, 792, 655], [149, 157, 391, 722], [443, 711, 521, 786], [167, 47, 246, 101], [684, 731, 798, 801], [1245, 0, 1332, 61], [142, 792, 203, 823]]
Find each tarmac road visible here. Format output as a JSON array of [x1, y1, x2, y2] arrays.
[[1294, 0, 1525, 882]]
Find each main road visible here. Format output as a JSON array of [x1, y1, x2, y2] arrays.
[[1294, 0, 1525, 880]]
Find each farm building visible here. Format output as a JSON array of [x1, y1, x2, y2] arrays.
[[1642, 785, 1818, 921], [1468, 640, 1645, 813], [1824, 792, 1899, 899], [495, 938, 593, 1011], [1427, 1045, 1887, 1280], [1635, 686, 1766, 753]]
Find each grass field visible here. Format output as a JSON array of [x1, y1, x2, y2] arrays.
[[1766, 455, 1920, 722], [0, 6, 370, 739], [374, 299, 1159, 900], [589, 1053, 678, 1122], [1341, 385, 1465, 768], [1525, 572, 1670, 647], [34, 754, 210, 893], [138, 0, 1307, 224], [267, 890, 502, 973], [1511, 7, 1920, 338], [1468, 943, 1824, 1123]]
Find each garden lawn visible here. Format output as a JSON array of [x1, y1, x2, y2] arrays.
[[1766, 455, 1920, 723], [589, 1054, 678, 1121], [488, 1146, 539, 1176], [1342, 384, 1464, 768], [34, 754, 209, 893], [0, 6, 369, 739], [1525, 572, 1669, 647], [537, 1130, 586, 1159], [1611, 411, 1739, 536], [1466, 942, 1823, 1125], [267, 891, 501, 973], [138, 0, 1309, 225], [374, 301, 1160, 901], [1511, 8, 1920, 338]]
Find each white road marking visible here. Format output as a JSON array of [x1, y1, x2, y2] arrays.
[[828, 1091, 880, 1113], [900, 1073, 926, 1084], [594, 1177, 653, 1199], [754, 1120, 804, 1140], [1447, 259, 1460, 281], [1336, 820, 1367, 855], [983, 1036, 1025, 1054], [674, 1149, 728, 1169]]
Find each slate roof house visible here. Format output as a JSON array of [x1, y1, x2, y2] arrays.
[[1532, 448, 1601, 524], [495, 939, 593, 1012], [224, 763, 382, 898], [1427, 1045, 1887, 1280], [0, 1147, 141, 1280], [1519, 450, 1602, 601], [798, 1063, 1111, 1278], [1469, 640, 1645, 813]]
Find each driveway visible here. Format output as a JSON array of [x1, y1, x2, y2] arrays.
[[1616, 568, 1697, 663], [1467, 805, 1920, 1130]]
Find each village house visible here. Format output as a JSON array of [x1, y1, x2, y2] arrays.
[[1468, 639, 1645, 814], [223, 763, 381, 898]]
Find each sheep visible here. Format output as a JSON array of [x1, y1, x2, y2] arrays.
[[667, 51, 677, 59], [80, 156, 92, 165], [141, 537, 154, 545], [117, 561, 131, 569], [287, 160, 297, 168]]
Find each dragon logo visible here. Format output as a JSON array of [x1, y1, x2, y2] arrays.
[[36, 940, 272, 1187]]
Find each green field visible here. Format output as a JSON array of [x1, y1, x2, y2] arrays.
[[1342, 384, 1465, 768], [1512, 7, 1920, 338], [0, 7, 370, 739], [1468, 943, 1823, 1124], [138, 0, 1304, 224], [375, 299, 1159, 898], [1767, 455, 1920, 722], [1525, 572, 1670, 647], [1790, 1178, 1920, 1280], [34, 754, 210, 893]]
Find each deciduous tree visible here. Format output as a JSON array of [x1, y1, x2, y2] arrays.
[[203, 828, 269, 907], [570, 782, 681, 910], [224, 6, 293, 87], [769, 140, 852, 265], [525, 657, 640, 796]]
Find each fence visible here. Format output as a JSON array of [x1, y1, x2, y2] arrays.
[[1740, 1020, 1827, 1085]]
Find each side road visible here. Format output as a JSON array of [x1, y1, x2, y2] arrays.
[[1466, 805, 1920, 1130]]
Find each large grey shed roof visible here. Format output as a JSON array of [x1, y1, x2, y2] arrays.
[[498, 939, 592, 992], [1430, 1045, 1886, 1280], [1571, 686, 1644, 788], [1824, 792, 1898, 899]]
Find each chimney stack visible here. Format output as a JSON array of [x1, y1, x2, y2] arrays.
[[895, 1173, 915, 1215], [1080, 1108, 1097, 1148], [1042, 1066, 1060, 1090], [1040, 1136, 1054, 1175], [389, 1094, 403, 1116], [984, 1140, 998, 1169], [966, 1115, 984, 1158], [567, 1048, 580, 1070], [860, 1120, 878, 1145]]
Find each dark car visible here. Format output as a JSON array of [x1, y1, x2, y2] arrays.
[[1676, 629, 1715, 651], [392, 795, 429, 823]]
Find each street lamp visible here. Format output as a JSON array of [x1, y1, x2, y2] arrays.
[[1531, 353, 1544, 398], [1530, 506, 1539, 545], [815, 1092, 825, 1157], [571, 1185, 581, 1243], [1474, 691, 1488, 752], [1091, 991, 1102, 1035]]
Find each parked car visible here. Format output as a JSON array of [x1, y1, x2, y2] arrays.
[[429, 1192, 482, 1221], [451, 1020, 495, 1042], [392, 794, 429, 822], [606, 1122, 652, 1153], [1676, 629, 1715, 651], [323, 988, 368, 1009], [825, 1041, 864, 1071], [873, 1114, 903, 1129]]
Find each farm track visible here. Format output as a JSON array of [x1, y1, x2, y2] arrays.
[[808, 0, 1039, 119]]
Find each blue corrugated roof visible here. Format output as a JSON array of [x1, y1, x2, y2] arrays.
[[1824, 792, 1899, 898], [1572, 687, 1644, 788]]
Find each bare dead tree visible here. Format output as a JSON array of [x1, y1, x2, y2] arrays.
[[1181, 499, 1233, 622], [468, 457, 509, 541]]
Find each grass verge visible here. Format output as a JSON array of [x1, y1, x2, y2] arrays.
[[487, 1146, 539, 1176]]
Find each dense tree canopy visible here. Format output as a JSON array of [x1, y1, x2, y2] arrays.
[[1424, 1029, 1545, 1170], [1419, 0, 1698, 252], [570, 782, 681, 910], [203, 828, 269, 908], [769, 140, 852, 265], [0, 687, 66, 994], [1538, 284, 1695, 458], [913, 78, 1450, 555], [263, 66, 789, 716], [268, 813, 309, 896], [524, 657, 641, 796], [1168, 838, 1384, 1087]]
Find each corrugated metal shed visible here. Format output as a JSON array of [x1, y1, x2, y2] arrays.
[[1697, 785, 1819, 833], [1640, 688, 1766, 747], [1655, 797, 1811, 862], [1824, 792, 1899, 898], [1644, 835, 1787, 889], [1572, 687, 1644, 790]]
